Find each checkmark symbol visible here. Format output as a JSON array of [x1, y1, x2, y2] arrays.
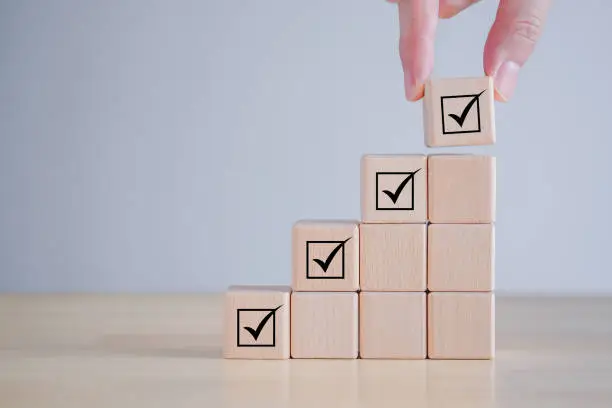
[[448, 90, 485, 127], [313, 237, 351, 272], [381, 169, 421, 204], [243, 305, 282, 341]]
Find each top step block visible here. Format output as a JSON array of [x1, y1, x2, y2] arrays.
[[423, 77, 495, 147], [361, 154, 427, 223]]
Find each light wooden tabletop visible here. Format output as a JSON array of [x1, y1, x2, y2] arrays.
[[0, 294, 611, 407]]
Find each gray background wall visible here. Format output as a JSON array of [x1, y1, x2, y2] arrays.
[[0, 1, 609, 293]]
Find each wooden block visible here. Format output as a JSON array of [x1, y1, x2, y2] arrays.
[[223, 285, 291, 359], [361, 154, 427, 223], [428, 154, 495, 223], [291, 292, 358, 359], [359, 292, 426, 359], [423, 76, 495, 147], [428, 224, 494, 292], [427, 292, 495, 359], [292, 220, 359, 292], [360, 224, 426, 291]]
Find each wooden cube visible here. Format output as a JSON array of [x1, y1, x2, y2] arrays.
[[292, 220, 359, 292], [359, 292, 426, 359], [428, 224, 494, 292], [423, 76, 495, 147], [428, 154, 495, 223], [427, 292, 495, 359], [223, 285, 291, 359], [360, 224, 426, 291], [291, 292, 358, 359], [361, 154, 427, 223]]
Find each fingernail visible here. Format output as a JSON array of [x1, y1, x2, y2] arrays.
[[404, 69, 425, 101], [494, 61, 520, 101], [404, 70, 418, 101], [403, 52, 430, 101]]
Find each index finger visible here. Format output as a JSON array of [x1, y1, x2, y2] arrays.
[[397, 0, 439, 101]]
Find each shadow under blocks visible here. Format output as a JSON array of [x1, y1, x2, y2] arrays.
[[223, 76, 496, 360]]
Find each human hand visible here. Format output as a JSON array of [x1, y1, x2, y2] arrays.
[[386, 0, 552, 102]]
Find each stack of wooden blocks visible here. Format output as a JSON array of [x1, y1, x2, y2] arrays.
[[224, 77, 496, 360]]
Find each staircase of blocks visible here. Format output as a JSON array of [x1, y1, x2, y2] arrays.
[[223, 76, 496, 360]]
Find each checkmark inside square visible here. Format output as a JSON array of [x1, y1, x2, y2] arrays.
[[441, 91, 484, 134], [306, 239, 349, 280], [237, 307, 280, 347], [376, 171, 420, 211]]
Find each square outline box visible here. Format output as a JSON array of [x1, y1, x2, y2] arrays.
[[236, 308, 278, 348], [440, 93, 483, 135], [375, 171, 418, 211], [305, 240, 346, 280]]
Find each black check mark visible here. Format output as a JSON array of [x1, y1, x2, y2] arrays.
[[243, 305, 282, 341], [313, 237, 351, 272], [447, 90, 485, 127], [382, 169, 421, 204]]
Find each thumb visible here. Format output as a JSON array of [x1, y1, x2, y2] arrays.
[[483, 0, 552, 101]]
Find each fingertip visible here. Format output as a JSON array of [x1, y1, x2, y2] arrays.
[[486, 68, 508, 102], [403, 71, 425, 102], [439, 6, 459, 19], [439, 0, 482, 19], [411, 84, 425, 101], [494, 90, 509, 102], [492, 60, 520, 102]]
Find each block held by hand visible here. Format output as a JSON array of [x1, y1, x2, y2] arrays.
[[423, 77, 495, 147]]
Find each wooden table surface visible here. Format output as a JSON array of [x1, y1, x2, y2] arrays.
[[0, 294, 611, 407]]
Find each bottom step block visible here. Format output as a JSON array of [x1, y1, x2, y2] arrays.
[[427, 292, 495, 359], [223, 285, 291, 359], [359, 292, 426, 359], [291, 292, 358, 359]]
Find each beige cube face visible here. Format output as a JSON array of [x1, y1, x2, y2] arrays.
[[223, 285, 291, 359], [359, 292, 426, 359], [427, 292, 495, 359], [360, 224, 426, 291], [428, 155, 496, 223], [292, 220, 359, 292], [291, 292, 358, 359], [423, 77, 495, 147], [428, 224, 495, 292], [361, 155, 427, 223]]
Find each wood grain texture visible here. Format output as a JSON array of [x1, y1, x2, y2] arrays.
[[291, 292, 358, 359], [428, 224, 494, 291], [360, 223, 426, 291], [292, 220, 359, 292], [223, 285, 291, 359], [428, 154, 496, 224], [423, 76, 495, 147], [359, 292, 426, 359], [360, 154, 427, 223], [428, 292, 495, 359]]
